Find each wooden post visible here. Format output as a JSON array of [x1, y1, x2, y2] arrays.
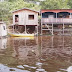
[[41, 12, 42, 35], [63, 23, 64, 35], [56, 13, 57, 22], [37, 25, 38, 35], [70, 13, 71, 18], [52, 23, 53, 35], [25, 14, 26, 34], [13, 25, 14, 33], [25, 25, 26, 34]]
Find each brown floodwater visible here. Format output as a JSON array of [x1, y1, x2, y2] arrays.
[[0, 36, 72, 72]]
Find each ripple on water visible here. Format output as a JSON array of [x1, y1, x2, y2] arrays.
[[66, 66, 72, 72], [30, 66, 36, 69], [9, 68, 31, 72], [0, 64, 30, 72], [36, 62, 42, 66], [36, 69, 45, 71], [17, 65, 24, 69], [23, 65, 30, 68], [57, 71, 61, 72]]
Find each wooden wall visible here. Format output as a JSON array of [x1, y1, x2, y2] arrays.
[[13, 10, 38, 25]]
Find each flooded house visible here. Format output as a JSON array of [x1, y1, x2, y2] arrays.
[[41, 9, 72, 35], [0, 22, 7, 37], [9, 8, 39, 36]]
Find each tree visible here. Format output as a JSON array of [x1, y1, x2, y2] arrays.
[[67, 0, 72, 9], [0, 0, 40, 25], [40, 0, 70, 9]]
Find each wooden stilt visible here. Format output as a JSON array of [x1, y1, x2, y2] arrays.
[[70, 13, 71, 18], [25, 14, 26, 34], [25, 24, 26, 34], [56, 13, 57, 22], [37, 25, 38, 35], [41, 13, 42, 35], [52, 23, 53, 35], [63, 23, 64, 35], [13, 25, 14, 33]]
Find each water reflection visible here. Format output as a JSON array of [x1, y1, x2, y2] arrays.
[[0, 64, 30, 72], [11, 37, 39, 62], [0, 38, 7, 56], [0, 38, 7, 50], [40, 36, 72, 72], [0, 36, 72, 72]]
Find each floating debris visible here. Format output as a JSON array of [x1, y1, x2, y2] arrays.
[[30, 66, 36, 69]]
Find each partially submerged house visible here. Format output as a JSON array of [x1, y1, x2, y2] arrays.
[[0, 22, 7, 37], [10, 8, 39, 35], [41, 9, 72, 35]]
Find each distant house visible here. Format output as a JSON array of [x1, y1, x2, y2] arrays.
[[0, 22, 7, 37], [12, 8, 39, 34], [0, 0, 4, 2], [41, 9, 72, 35]]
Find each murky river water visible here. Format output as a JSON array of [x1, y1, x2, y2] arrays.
[[0, 36, 72, 72]]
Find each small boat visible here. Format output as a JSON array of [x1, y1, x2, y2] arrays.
[[8, 33, 34, 37], [10, 36, 34, 39], [8, 24, 37, 37]]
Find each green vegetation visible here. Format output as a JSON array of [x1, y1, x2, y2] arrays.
[[0, 0, 72, 25], [0, 0, 40, 25], [40, 0, 70, 9]]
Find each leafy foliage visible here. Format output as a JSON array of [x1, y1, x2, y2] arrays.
[[0, 0, 72, 25], [0, 0, 40, 25], [40, 0, 70, 9]]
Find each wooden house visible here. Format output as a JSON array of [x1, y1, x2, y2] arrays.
[[41, 9, 72, 35], [0, 22, 7, 37], [12, 8, 39, 35]]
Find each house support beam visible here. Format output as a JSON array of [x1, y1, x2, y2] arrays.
[[25, 25, 27, 34], [13, 25, 14, 33], [41, 23, 42, 35], [37, 25, 38, 35], [70, 13, 71, 18], [52, 23, 53, 35], [41, 13, 42, 35], [63, 23, 64, 35], [56, 13, 57, 22]]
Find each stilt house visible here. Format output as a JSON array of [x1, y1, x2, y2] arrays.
[[41, 9, 72, 35], [12, 8, 39, 34]]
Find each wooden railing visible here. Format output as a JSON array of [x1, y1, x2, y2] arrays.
[[41, 18, 72, 24]]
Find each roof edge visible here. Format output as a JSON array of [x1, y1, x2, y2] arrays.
[[12, 8, 39, 13]]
